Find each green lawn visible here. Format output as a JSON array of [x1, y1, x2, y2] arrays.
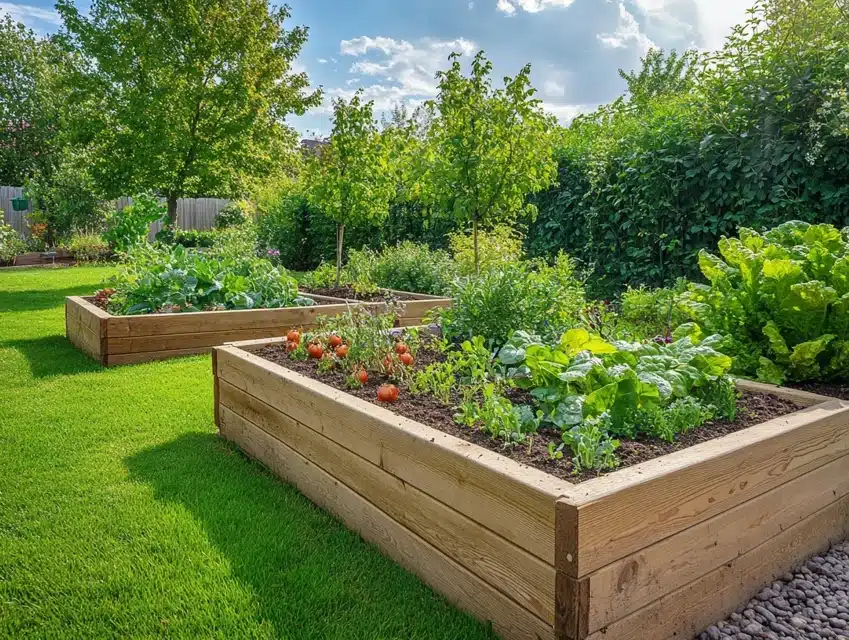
[[0, 266, 494, 639]]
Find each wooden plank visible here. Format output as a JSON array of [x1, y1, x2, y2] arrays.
[[219, 379, 556, 624], [66, 313, 102, 361], [737, 378, 832, 407], [218, 406, 555, 640], [386, 289, 451, 301], [584, 453, 849, 632], [224, 337, 287, 352], [66, 297, 107, 335], [106, 346, 211, 366], [585, 494, 849, 640], [555, 573, 589, 640], [215, 346, 576, 564], [567, 399, 849, 577], [107, 301, 356, 338], [212, 349, 220, 429], [106, 326, 294, 355]]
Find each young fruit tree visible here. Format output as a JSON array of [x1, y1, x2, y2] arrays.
[[305, 93, 394, 287], [423, 51, 558, 274], [55, 0, 321, 225]]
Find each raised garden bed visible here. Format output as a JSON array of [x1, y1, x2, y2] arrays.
[[66, 293, 349, 366], [299, 286, 451, 326], [214, 337, 849, 640], [10, 250, 75, 267]]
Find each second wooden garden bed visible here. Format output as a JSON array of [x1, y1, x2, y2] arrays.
[[66, 291, 450, 367], [213, 339, 849, 640]]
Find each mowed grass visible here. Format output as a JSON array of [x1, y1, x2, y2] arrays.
[[0, 266, 494, 639]]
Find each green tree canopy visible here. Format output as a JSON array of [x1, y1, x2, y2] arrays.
[[0, 15, 66, 184], [56, 0, 321, 224], [304, 93, 394, 286], [422, 50, 558, 273]]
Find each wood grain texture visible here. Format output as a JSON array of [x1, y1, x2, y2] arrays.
[[566, 399, 849, 576], [555, 574, 589, 640], [218, 405, 555, 640], [585, 494, 849, 640], [106, 327, 293, 355], [585, 453, 849, 633], [219, 379, 555, 623], [106, 346, 211, 366], [215, 345, 576, 564]]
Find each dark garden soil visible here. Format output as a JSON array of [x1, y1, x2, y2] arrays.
[[300, 286, 423, 302], [257, 344, 800, 484], [786, 380, 849, 401]]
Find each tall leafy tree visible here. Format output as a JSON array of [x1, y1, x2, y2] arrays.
[[423, 51, 558, 273], [305, 93, 394, 286], [0, 15, 65, 184], [56, 0, 321, 225]]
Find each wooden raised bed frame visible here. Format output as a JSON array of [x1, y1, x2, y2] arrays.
[[213, 338, 849, 640], [66, 291, 450, 367]]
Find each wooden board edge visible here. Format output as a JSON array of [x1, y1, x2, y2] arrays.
[[555, 573, 589, 640], [736, 378, 834, 407], [212, 349, 220, 430], [105, 346, 211, 367], [219, 406, 555, 640], [555, 498, 580, 578], [585, 494, 849, 640]]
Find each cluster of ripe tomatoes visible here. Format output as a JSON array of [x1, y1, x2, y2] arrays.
[[285, 330, 415, 404]]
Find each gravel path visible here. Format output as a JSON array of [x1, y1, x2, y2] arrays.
[[699, 542, 849, 639]]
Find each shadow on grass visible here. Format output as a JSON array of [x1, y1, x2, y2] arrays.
[[0, 285, 97, 313], [1, 335, 102, 378], [125, 433, 494, 640]]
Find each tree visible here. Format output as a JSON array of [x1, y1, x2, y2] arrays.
[[304, 93, 394, 287], [56, 0, 321, 225], [423, 51, 558, 273], [0, 15, 66, 184]]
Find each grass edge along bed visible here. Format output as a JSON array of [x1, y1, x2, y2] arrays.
[[213, 336, 849, 640]]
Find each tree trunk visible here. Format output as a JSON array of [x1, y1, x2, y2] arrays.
[[335, 223, 345, 288], [166, 193, 179, 227], [473, 217, 479, 276]]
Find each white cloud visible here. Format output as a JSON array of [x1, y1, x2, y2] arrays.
[[597, 3, 656, 56], [332, 36, 477, 111], [496, 0, 575, 15], [468, 1, 475, 8], [543, 102, 596, 124], [0, 2, 61, 25], [543, 79, 566, 98], [633, 0, 748, 51], [317, 58, 328, 64]]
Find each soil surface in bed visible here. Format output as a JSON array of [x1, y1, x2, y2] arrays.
[[300, 286, 424, 302], [256, 344, 800, 483], [787, 380, 849, 401]]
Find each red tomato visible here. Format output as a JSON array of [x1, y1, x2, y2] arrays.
[[377, 384, 399, 403], [382, 355, 394, 372], [399, 352, 414, 366], [307, 343, 324, 359], [328, 335, 343, 348], [394, 342, 408, 355], [286, 340, 299, 352], [287, 330, 300, 343], [356, 369, 368, 384], [335, 344, 348, 358]]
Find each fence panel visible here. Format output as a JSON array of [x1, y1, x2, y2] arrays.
[[1, 188, 229, 239]]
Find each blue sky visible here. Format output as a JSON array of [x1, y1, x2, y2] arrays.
[[1, 0, 750, 136]]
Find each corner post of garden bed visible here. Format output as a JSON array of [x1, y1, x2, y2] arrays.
[[212, 347, 220, 431], [554, 497, 588, 640]]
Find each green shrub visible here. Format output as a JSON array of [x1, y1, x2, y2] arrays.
[[449, 225, 524, 276], [257, 194, 313, 270], [440, 253, 585, 346], [620, 283, 687, 340], [67, 233, 111, 263], [677, 221, 849, 383], [211, 222, 258, 261], [106, 244, 311, 315], [215, 200, 254, 229], [172, 229, 216, 248], [0, 219, 26, 264], [104, 193, 165, 252], [346, 242, 458, 295]]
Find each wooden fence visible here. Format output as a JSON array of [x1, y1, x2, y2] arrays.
[[1, 187, 230, 240]]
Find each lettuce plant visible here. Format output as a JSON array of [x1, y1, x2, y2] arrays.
[[677, 221, 849, 384], [105, 244, 311, 315]]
